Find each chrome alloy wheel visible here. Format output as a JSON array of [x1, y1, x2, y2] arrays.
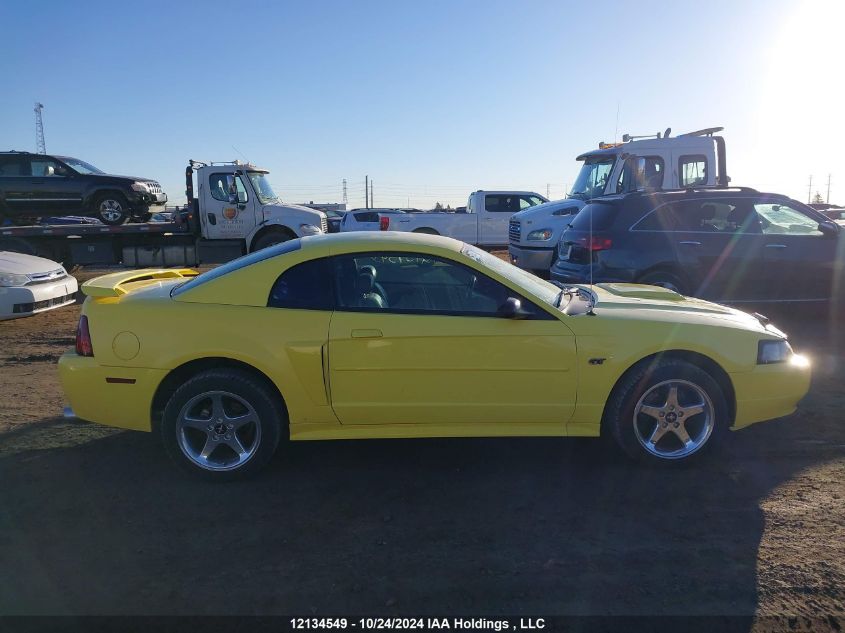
[[176, 391, 262, 471], [98, 199, 124, 222], [633, 379, 715, 460]]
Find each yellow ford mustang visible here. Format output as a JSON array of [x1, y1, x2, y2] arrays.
[[59, 232, 810, 479]]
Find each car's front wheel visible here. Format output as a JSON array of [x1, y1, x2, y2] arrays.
[[161, 369, 284, 480], [605, 360, 728, 463]]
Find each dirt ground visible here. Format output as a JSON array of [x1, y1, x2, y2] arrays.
[[1, 265, 844, 630]]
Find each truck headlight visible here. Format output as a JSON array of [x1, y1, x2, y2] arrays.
[[757, 340, 793, 364], [526, 228, 553, 241], [0, 272, 30, 287], [299, 223, 322, 235], [131, 181, 151, 193]]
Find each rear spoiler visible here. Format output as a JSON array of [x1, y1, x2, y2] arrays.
[[82, 268, 199, 298]]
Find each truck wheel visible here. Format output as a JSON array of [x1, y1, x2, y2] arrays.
[[413, 228, 439, 235], [93, 193, 130, 225], [604, 359, 728, 464], [161, 369, 285, 481], [252, 229, 293, 252]]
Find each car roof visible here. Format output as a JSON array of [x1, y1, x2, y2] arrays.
[[300, 230, 464, 254], [587, 188, 791, 206]]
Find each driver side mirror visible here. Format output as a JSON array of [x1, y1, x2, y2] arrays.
[[819, 220, 840, 237], [498, 297, 531, 319]]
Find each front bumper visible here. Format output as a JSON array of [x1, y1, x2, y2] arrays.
[[508, 244, 555, 271], [130, 191, 168, 207], [731, 356, 812, 430], [58, 352, 166, 432], [0, 276, 79, 320]]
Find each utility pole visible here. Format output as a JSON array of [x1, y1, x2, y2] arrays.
[[827, 174, 832, 204], [365, 175, 369, 209], [808, 175, 813, 204], [370, 180, 374, 208], [34, 102, 46, 154], [342, 179, 348, 205]]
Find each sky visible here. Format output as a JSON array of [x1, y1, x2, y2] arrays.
[[1, 0, 843, 209]]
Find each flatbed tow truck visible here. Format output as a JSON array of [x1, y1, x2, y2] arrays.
[[0, 160, 327, 267]]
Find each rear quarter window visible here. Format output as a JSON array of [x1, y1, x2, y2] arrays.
[[569, 203, 619, 231]]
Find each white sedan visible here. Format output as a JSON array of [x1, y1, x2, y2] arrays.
[[0, 251, 78, 320]]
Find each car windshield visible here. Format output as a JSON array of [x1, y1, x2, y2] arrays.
[[459, 243, 561, 307], [569, 157, 615, 200], [247, 171, 280, 205], [61, 157, 104, 175]]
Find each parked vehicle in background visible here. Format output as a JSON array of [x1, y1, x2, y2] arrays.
[[323, 209, 346, 233], [507, 199, 582, 274], [60, 231, 810, 479], [0, 160, 326, 268], [508, 127, 728, 274], [378, 191, 547, 246], [551, 188, 843, 303], [0, 250, 78, 320], [341, 208, 409, 232], [0, 151, 166, 226]]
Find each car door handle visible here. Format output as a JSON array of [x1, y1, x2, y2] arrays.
[[765, 244, 787, 249], [351, 329, 383, 338], [679, 241, 701, 246]]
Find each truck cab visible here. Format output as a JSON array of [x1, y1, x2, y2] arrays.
[[508, 127, 728, 274], [191, 161, 327, 252]]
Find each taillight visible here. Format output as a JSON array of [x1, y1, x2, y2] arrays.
[[379, 216, 390, 231], [75, 315, 94, 357], [578, 235, 613, 251]]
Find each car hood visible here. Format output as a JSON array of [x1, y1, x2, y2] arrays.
[[88, 173, 157, 183], [264, 203, 326, 225], [590, 283, 780, 335], [511, 200, 583, 223], [0, 250, 64, 275]]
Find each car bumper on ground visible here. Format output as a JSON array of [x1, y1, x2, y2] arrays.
[[58, 351, 166, 432], [508, 244, 555, 271], [0, 276, 79, 320], [730, 356, 812, 430]]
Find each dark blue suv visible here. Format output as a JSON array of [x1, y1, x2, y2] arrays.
[[551, 188, 843, 302]]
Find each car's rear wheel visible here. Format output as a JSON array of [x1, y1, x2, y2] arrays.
[[637, 270, 689, 296], [604, 360, 728, 464], [161, 369, 284, 480], [93, 193, 130, 225]]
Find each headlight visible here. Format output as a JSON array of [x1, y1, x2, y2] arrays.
[[757, 340, 793, 364], [299, 223, 322, 235], [526, 228, 554, 241], [131, 181, 151, 193], [0, 272, 30, 287]]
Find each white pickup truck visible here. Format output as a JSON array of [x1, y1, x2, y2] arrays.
[[376, 190, 547, 246], [508, 126, 728, 273]]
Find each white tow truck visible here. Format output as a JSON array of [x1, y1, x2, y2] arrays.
[[375, 190, 547, 247], [0, 160, 327, 267], [508, 127, 728, 273]]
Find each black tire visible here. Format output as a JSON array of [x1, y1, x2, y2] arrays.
[[637, 269, 689, 295], [251, 229, 293, 252], [603, 359, 728, 464], [93, 192, 130, 225], [412, 228, 440, 235], [161, 369, 285, 481]]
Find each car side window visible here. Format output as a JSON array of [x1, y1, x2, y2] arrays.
[[754, 202, 823, 236], [331, 252, 547, 318], [28, 158, 66, 177], [268, 258, 334, 310], [485, 195, 519, 213], [0, 156, 25, 176], [617, 156, 665, 193], [519, 195, 545, 209], [679, 155, 708, 187], [209, 173, 248, 203], [634, 199, 761, 233]]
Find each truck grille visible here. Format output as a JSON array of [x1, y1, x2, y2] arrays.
[[147, 182, 162, 194], [320, 216, 328, 233], [508, 220, 521, 243]]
